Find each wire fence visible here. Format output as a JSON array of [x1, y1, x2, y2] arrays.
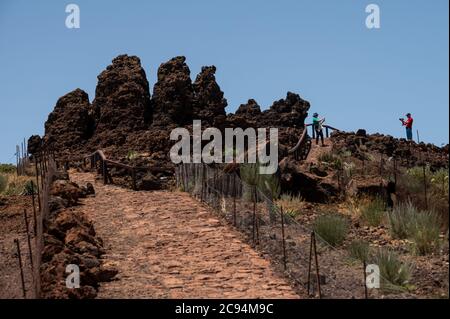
[[11, 146, 56, 298], [175, 163, 371, 299]]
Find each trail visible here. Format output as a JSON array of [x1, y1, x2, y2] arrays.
[[70, 172, 300, 299], [305, 138, 333, 164]]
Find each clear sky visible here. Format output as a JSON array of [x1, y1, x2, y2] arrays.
[[0, 0, 448, 163]]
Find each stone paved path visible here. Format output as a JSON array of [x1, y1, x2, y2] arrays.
[[70, 172, 300, 299]]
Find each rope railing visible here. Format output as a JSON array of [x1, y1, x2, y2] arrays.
[[287, 123, 341, 161]]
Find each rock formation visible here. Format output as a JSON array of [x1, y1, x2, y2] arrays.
[[227, 99, 262, 129], [27, 135, 43, 155], [192, 66, 227, 127], [151, 56, 194, 126], [261, 91, 310, 128], [44, 88, 94, 154], [90, 55, 151, 148]]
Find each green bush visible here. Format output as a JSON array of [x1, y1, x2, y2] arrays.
[[0, 164, 16, 174], [317, 151, 343, 170], [0, 174, 7, 193], [372, 248, 411, 292], [126, 150, 138, 161], [22, 180, 36, 196], [348, 240, 370, 262], [361, 197, 386, 227], [388, 201, 418, 239], [317, 151, 335, 163], [388, 201, 442, 255], [313, 214, 349, 246], [408, 211, 441, 255]]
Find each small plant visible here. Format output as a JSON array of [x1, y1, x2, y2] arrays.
[[338, 150, 352, 158], [361, 197, 386, 227], [348, 240, 371, 262], [126, 150, 138, 161], [408, 211, 441, 255], [317, 151, 343, 170], [343, 162, 355, 178], [388, 201, 418, 239], [317, 151, 335, 163], [313, 214, 349, 246], [22, 180, 36, 195], [277, 193, 303, 215], [372, 248, 412, 292], [0, 164, 16, 174], [284, 208, 300, 220]]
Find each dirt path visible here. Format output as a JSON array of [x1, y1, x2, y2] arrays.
[[306, 138, 333, 164], [70, 172, 299, 299]]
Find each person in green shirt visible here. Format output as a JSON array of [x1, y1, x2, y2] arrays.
[[312, 112, 326, 146]]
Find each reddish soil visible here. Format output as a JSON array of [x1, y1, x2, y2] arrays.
[[69, 171, 300, 299], [0, 195, 35, 299]]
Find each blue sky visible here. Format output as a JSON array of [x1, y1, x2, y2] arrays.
[[0, 0, 448, 163]]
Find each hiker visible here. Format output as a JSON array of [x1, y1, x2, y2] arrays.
[[312, 112, 326, 146], [399, 113, 414, 141]]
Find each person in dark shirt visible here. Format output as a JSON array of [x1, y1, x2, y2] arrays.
[[400, 113, 414, 141]]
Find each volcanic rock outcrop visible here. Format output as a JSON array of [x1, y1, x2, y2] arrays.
[[227, 99, 262, 129], [89, 55, 151, 148], [261, 91, 310, 128], [151, 56, 194, 127], [44, 89, 94, 155], [27, 135, 43, 155], [192, 65, 227, 127], [331, 131, 449, 170]]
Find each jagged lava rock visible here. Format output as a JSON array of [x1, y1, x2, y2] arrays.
[[261, 91, 310, 128], [192, 65, 227, 127], [91, 55, 151, 147], [44, 88, 94, 154], [27, 135, 43, 155], [227, 99, 262, 129], [151, 56, 194, 126]]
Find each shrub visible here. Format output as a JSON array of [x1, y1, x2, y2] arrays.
[[388, 201, 418, 239], [361, 197, 386, 227], [277, 193, 303, 215], [240, 163, 259, 186], [0, 164, 16, 174], [0, 174, 7, 193], [343, 161, 356, 178], [408, 211, 441, 255], [126, 150, 138, 161], [317, 151, 335, 163], [388, 201, 441, 255], [22, 180, 36, 196], [372, 248, 411, 292], [313, 214, 349, 246], [317, 151, 343, 170], [348, 240, 370, 262]]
